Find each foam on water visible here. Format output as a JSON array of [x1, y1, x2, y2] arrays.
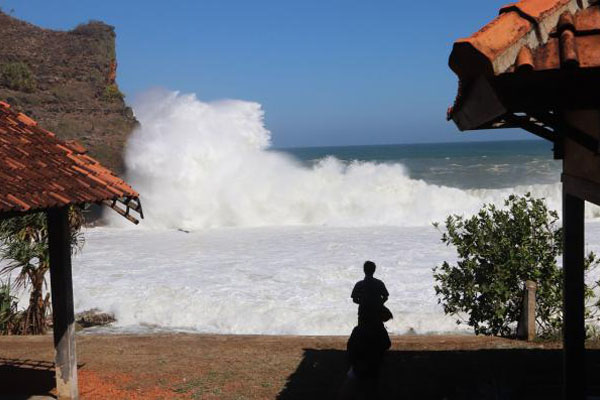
[[121, 90, 595, 230], [11, 90, 600, 335], [71, 225, 476, 335], [69, 222, 600, 335]]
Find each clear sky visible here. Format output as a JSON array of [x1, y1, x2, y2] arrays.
[[2, 0, 532, 147]]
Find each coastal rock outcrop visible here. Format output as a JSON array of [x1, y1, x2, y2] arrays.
[[0, 12, 137, 172], [75, 308, 116, 329]]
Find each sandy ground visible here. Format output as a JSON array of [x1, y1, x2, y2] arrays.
[[0, 334, 599, 400]]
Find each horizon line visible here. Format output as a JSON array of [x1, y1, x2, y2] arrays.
[[273, 137, 547, 150]]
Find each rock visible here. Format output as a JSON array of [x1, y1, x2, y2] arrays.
[[75, 308, 116, 328]]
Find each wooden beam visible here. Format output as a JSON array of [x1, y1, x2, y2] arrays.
[[47, 207, 79, 400], [451, 75, 507, 131], [533, 111, 599, 155], [0, 208, 42, 221], [562, 173, 600, 207], [504, 113, 556, 142], [562, 191, 586, 400]]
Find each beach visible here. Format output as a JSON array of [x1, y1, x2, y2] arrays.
[[5, 101, 600, 398], [57, 133, 600, 337], [3, 333, 598, 399]]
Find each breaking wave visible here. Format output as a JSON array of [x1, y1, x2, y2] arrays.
[[121, 90, 595, 229]]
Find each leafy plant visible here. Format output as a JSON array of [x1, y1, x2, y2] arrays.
[[102, 83, 124, 100], [433, 193, 600, 337], [0, 280, 19, 334], [0, 207, 85, 334], [0, 62, 36, 92]]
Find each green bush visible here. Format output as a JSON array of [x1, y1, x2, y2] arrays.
[[0, 280, 19, 334], [0, 62, 36, 92], [0, 208, 85, 334], [102, 83, 124, 100], [433, 193, 600, 337]]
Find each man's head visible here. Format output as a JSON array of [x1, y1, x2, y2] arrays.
[[363, 261, 376, 277]]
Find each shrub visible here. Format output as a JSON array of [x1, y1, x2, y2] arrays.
[[0, 207, 85, 334], [102, 84, 124, 100], [433, 193, 600, 337], [0, 62, 36, 92], [0, 280, 19, 334]]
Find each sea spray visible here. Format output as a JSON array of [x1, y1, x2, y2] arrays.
[[121, 90, 577, 229], [71, 90, 600, 335]]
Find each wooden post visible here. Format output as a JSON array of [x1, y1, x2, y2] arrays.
[[47, 207, 79, 400], [518, 280, 537, 341], [562, 192, 585, 400]]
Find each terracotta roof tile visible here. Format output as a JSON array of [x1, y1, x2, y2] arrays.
[[516, 46, 535, 71], [500, 0, 572, 22], [450, 12, 532, 78], [0, 102, 142, 222], [448, 1, 600, 129], [449, 0, 584, 79]]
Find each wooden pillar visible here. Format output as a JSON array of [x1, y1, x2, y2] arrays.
[[517, 280, 537, 341], [562, 191, 585, 400], [47, 207, 79, 400]]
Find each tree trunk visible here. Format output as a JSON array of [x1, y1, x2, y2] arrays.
[[21, 268, 49, 334]]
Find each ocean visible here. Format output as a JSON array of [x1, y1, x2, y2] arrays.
[[281, 140, 560, 190], [59, 92, 600, 335]]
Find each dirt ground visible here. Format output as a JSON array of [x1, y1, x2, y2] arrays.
[[0, 334, 599, 400]]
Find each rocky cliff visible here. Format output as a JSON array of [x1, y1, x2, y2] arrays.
[[0, 12, 137, 172]]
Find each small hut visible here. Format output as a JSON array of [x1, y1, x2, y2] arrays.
[[0, 100, 142, 399], [447, 1, 600, 398]]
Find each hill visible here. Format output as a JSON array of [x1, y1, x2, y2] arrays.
[[0, 12, 137, 172]]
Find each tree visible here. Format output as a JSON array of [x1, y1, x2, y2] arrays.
[[0, 207, 85, 334], [0, 279, 18, 334], [433, 193, 599, 337]]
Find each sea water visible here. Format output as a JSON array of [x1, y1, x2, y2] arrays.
[[52, 91, 600, 334]]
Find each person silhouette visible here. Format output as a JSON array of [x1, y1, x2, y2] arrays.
[[351, 261, 389, 326], [341, 261, 391, 399]]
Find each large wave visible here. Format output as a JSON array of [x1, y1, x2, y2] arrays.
[[121, 90, 588, 229]]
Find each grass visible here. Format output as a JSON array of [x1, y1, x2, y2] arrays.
[[173, 378, 206, 398], [0, 62, 35, 92], [102, 83, 124, 100]]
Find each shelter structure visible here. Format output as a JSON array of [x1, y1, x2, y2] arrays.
[[0, 100, 142, 399], [448, 0, 600, 398]]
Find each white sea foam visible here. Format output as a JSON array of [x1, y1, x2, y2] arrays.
[[120, 90, 596, 230], [67, 221, 600, 335], [14, 90, 600, 335]]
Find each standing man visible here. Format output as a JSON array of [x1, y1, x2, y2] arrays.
[[351, 260, 389, 325], [344, 260, 391, 398]]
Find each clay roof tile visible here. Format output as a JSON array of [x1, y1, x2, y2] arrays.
[[64, 140, 87, 154], [516, 46, 535, 71], [448, 1, 600, 128], [16, 113, 37, 126], [450, 0, 583, 80], [500, 0, 572, 21], [0, 102, 142, 222]]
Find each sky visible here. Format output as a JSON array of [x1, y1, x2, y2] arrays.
[[2, 0, 533, 148]]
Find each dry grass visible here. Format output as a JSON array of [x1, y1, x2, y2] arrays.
[[0, 334, 599, 399]]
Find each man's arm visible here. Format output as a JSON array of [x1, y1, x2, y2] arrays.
[[381, 281, 389, 303], [351, 282, 361, 304]]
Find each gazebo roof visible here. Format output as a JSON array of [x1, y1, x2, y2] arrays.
[[448, 0, 600, 133], [0, 101, 142, 223]]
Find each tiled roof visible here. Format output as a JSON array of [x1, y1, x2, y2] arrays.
[[0, 101, 142, 223], [448, 0, 600, 130]]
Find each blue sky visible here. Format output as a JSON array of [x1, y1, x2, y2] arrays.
[[3, 0, 532, 147]]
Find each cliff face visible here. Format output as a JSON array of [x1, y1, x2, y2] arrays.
[[0, 12, 137, 172]]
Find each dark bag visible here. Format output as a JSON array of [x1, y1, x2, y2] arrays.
[[381, 305, 393, 322]]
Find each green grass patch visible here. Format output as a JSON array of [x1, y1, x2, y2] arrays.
[[0, 62, 36, 92], [103, 83, 124, 100]]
